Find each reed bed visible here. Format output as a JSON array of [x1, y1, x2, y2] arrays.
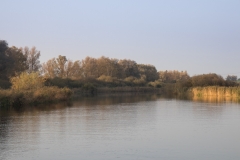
[[191, 86, 240, 97]]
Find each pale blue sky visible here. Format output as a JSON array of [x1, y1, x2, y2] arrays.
[[2, 0, 240, 77]]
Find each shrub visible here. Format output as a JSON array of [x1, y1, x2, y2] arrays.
[[32, 87, 73, 103], [148, 80, 162, 88], [133, 78, 146, 86], [97, 75, 116, 83], [124, 76, 136, 83], [10, 72, 45, 91]]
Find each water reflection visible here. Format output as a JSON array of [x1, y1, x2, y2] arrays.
[[73, 93, 160, 106], [0, 94, 240, 160]]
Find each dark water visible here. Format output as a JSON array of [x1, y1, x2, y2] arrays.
[[0, 94, 240, 160]]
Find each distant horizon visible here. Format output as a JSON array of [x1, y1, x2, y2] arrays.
[[2, 0, 240, 78]]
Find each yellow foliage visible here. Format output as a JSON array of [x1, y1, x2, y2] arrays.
[[10, 72, 45, 91], [191, 86, 240, 98]]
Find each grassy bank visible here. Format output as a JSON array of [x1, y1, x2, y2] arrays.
[[190, 86, 240, 97], [0, 85, 161, 108], [0, 87, 72, 109]]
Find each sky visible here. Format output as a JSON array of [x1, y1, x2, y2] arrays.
[[1, 0, 240, 78]]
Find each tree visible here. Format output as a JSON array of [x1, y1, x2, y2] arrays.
[[0, 40, 8, 52], [137, 64, 158, 82], [226, 75, 237, 81], [158, 70, 189, 83], [55, 55, 67, 78], [0, 40, 9, 78], [0, 41, 28, 88], [0, 45, 27, 79], [96, 56, 123, 78], [97, 56, 112, 77], [65, 60, 83, 79], [118, 59, 140, 78], [81, 56, 98, 78], [5, 46, 27, 76], [42, 58, 58, 78], [22, 46, 41, 73], [42, 56, 83, 79]]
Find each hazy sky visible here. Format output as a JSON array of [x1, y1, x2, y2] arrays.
[[2, 0, 240, 77]]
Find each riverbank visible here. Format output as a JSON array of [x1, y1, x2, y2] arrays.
[[0, 86, 161, 108], [0, 87, 72, 109]]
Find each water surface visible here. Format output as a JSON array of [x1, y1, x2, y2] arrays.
[[0, 94, 240, 160]]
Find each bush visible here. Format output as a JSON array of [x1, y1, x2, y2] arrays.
[[124, 76, 136, 83], [133, 78, 146, 86], [97, 75, 116, 83], [122, 76, 150, 87], [32, 87, 73, 103], [148, 80, 162, 88], [10, 72, 45, 90]]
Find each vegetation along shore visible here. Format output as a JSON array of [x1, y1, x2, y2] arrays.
[[0, 40, 240, 108]]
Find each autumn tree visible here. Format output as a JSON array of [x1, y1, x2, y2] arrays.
[[64, 60, 83, 79], [137, 64, 158, 82], [97, 56, 113, 77], [159, 70, 189, 83], [81, 56, 98, 78], [42, 56, 83, 79], [42, 58, 58, 78], [110, 58, 125, 78], [118, 59, 140, 78], [96, 56, 123, 78], [22, 46, 41, 73], [55, 55, 67, 78]]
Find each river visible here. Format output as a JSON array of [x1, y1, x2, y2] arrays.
[[0, 94, 240, 160]]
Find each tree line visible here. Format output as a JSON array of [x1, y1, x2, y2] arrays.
[[0, 40, 238, 89], [0, 40, 161, 88], [42, 55, 159, 81]]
